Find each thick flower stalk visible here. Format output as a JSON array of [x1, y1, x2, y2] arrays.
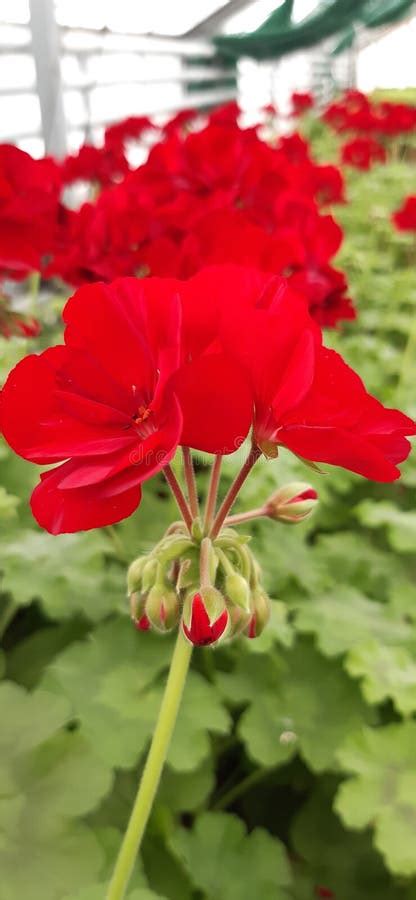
[[0, 264, 414, 900]]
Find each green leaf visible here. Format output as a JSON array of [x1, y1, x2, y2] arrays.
[[224, 642, 368, 772], [355, 501, 416, 553], [0, 485, 19, 521], [336, 722, 416, 876], [41, 619, 230, 772], [345, 640, 416, 715], [170, 811, 292, 900], [294, 587, 412, 657], [0, 528, 124, 621], [6, 620, 89, 688], [0, 682, 112, 900], [292, 781, 404, 900], [158, 759, 214, 812]]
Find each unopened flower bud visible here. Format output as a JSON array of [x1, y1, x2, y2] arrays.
[[224, 572, 251, 611], [228, 603, 252, 637], [245, 588, 271, 639], [146, 583, 180, 633], [127, 556, 148, 594], [141, 558, 159, 592], [182, 589, 229, 646], [130, 592, 150, 631], [264, 482, 318, 524]]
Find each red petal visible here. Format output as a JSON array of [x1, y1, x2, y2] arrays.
[[30, 461, 142, 534], [174, 352, 253, 454]]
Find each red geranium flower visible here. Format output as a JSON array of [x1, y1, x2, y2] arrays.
[[219, 266, 414, 481], [104, 116, 155, 152], [291, 91, 314, 116], [392, 195, 416, 232], [341, 136, 386, 171], [0, 269, 253, 532], [61, 143, 129, 187], [0, 144, 60, 280]]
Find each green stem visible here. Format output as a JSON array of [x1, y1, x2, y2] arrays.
[[106, 630, 193, 900], [223, 507, 266, 527], [163, 465, 193, 533], [106, 525, 129, 562], [199, 536, 212, 589], [182, 447, 199, 519], [203, 454, 222, 534], [210, 446, 261, 540], [212, 767, 270, 811]]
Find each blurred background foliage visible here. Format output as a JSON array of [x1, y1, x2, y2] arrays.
[[1, 110, 416, 899]]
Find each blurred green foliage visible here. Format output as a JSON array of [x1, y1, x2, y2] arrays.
[[1, 126, 416, 898]]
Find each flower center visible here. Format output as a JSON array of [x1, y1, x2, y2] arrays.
[[132, 405, 151, 426]]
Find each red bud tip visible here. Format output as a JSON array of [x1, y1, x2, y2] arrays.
[[287, 488, 318, 503], [135, 614, 151, 631], [182, 593, 229, 646], [315, 887, 335, 899]]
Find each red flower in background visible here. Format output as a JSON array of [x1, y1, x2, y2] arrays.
[[291, 91, 314, 116], [104, 116, 155, 152], [61, 143, 129, 187], [208, 100, 241, 127], [341, 136, 386, 171], [392, 195, 416, 232], [162, 108, 198, 137], [0, 144, 61, 279]]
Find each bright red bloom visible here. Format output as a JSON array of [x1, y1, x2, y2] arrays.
[[219, 266, 415, 481], [104, 116, 155, 152], [291, 91, 314, 116], [0, 269, 253, 532], [0, 144, 61, 280], [182, 593, 229, 646], [392, 195, 416, 232], [208, 100, 241, 127], [61, 143, 129, 187], [341, 136, 386, 171], [163, 108, 198, 137]]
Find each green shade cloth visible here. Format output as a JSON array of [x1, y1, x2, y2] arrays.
[[214, 0, 415, 61]]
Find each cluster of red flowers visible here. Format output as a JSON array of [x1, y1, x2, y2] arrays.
[[1, 265, 414, 534], [341, 135, 386, 171], [323, 89, 416, 138], [324, 89, 416, 172], [0, 99, 355, 331]]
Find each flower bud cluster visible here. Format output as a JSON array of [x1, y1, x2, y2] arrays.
[[127, 523, 271, 648]]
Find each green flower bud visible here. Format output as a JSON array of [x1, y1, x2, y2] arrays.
[[127, 556, 148, 595], [265, 482, 318, 524], [228, 602, 252, 637], [141, 558, 159, 592], [146, 583, 180, 633], [224, 571, 251, 611], [245, 589, 271, 639]]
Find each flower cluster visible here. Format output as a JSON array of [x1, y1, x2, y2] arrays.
[[323, 89, 416, 138], [341, 135, 386, 171], [0, 100, 356, 330], [1, 265, 414, 540]]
